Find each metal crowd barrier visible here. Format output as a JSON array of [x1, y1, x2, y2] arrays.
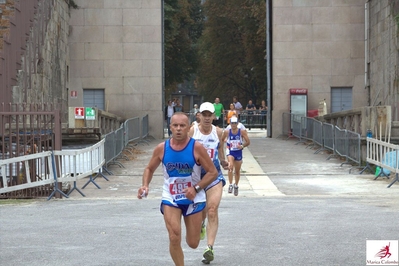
[[52, 139, 106, 198], [139, 114, 151, 145], [291, 115, 303, 143], [0, 139, 107, 199], [281, 114, 362, 173], [142, 114, 149, 139], [334, 126, 348, 165], [0, 151, 54, 194], [303, 117, 315, 143], [0, 114, 154, 198], [346, 131, 361, 171], [115, 124, 128, 161], [239, 110, 267, 129], [277, 112, 293, 139], [322, 123, 335, 159], [124, 117, 140, 147], [362, 137, 399, 187], [103, 131, 119, 171], [312, 119, 323, 153]]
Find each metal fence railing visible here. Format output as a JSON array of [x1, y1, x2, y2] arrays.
[[281, 113, 363, 175], [239, 110, 267, 129], [124, 117, 140, 146], [0, 114, 154, 198], [184, 110, 267, 130], [362, 138, 399, 188]]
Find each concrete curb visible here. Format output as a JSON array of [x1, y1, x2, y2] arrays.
[[242, 148, 285, 196]]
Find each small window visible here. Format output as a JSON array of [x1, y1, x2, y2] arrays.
[[83, 89, 105, 110]]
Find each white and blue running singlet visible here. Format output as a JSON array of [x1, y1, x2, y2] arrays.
[[227, 128, 242, 151], [192, 124, 226, 189], [161, 138, 205, 206]]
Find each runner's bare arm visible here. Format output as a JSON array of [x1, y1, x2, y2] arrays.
[[188, 125, 194, 137], [217, 128, 228, 169], [221, 129, 228, 143]]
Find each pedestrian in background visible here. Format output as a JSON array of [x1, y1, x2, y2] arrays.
[[212, 97, 224, 128], [232, 96, 243, 119], [225, 103, 237, 125], [175, 99, 184, 112], [165, 100, 175, 137], [138, 112, 218, 266], [259, 100, 268, 130], [192, 104, 200, 123], [192, 104, 200, 114], [245, 99, 256, 130], [191, 111, 201, 128]]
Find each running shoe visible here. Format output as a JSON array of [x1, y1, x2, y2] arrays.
[[203, 245, 214, 263], [234, 185, 239, 196], [202, 258, 210, 264], [228, 184, 233, 193], [200, 221, 206, 240]]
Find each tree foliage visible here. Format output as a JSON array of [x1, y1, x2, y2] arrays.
[[197, 0, 266, 105], [164, 0, 204, 97]]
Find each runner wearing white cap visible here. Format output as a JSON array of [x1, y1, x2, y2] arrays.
[[222, 116, 251, 196], [189, 101, 231, 264]]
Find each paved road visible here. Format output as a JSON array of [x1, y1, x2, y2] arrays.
[[1, 131, 398, 266]]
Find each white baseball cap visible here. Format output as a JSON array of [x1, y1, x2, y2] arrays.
[[230, 116, 238, 123], [200, 102, 215, 113]]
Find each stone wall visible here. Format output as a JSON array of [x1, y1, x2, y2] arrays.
[[271, 0, 367, 138], [68, 0, 163, 139], [368, 0, 399, 120], [12, 0, 69, 112]]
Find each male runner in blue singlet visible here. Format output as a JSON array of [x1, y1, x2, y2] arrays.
[[138, 112, 218, 266]]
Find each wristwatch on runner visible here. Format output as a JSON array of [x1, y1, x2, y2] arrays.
[[194, 185, 202, 193]]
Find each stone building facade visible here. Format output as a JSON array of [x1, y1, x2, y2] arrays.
[[1, 0, 69, 111], [271, 0, 368, 137], [68, 0, 163, 138], [368, 0, 399, 120], [271, 0, 399, 137], [2, 0, 398, 140]]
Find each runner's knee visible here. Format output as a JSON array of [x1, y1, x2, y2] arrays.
[[207, 204, 218, 219], [186, 237, 200, 249], [168, 229, 181, 246]]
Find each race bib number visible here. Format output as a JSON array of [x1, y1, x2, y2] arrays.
[[169, 180, 191, 195], [230, 140, 241, 150], [206, 148, 215, 159], [168, 177, 193, 205]]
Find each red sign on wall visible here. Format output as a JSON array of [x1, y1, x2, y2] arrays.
[[75, 107, 84, 119], [289, 88, 308, 94], [70, 90, 77, 98]]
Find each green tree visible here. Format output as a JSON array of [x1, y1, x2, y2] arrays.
[[164, 0, 204, 98], [197, 0, 266, 105]]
